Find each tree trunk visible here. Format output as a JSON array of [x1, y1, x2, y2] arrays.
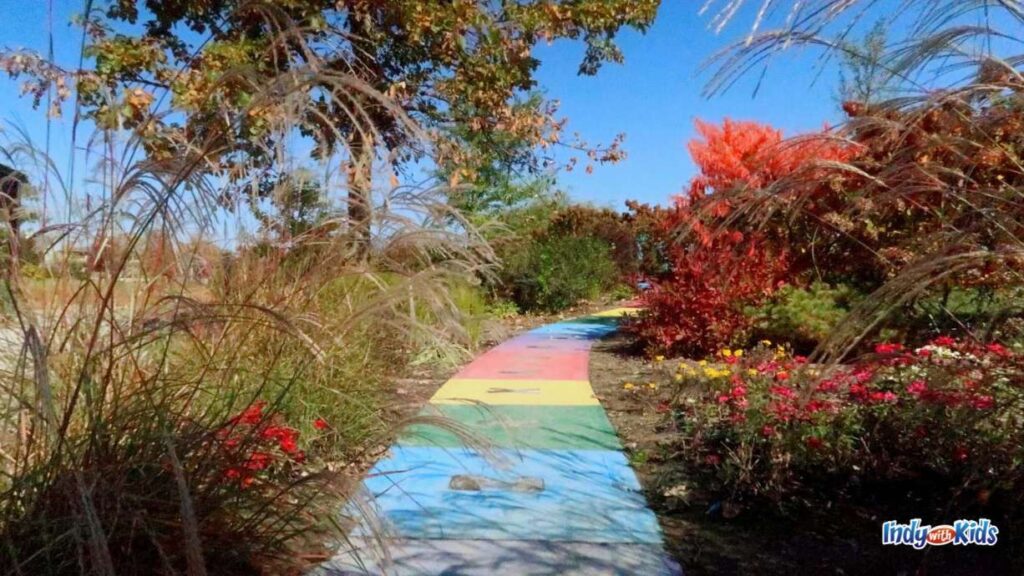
[[348, 130, 373, 262]]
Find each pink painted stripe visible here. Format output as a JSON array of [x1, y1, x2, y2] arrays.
[[454, 347, 590, 380]]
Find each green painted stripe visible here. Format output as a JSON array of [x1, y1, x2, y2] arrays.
[[399, 404, 622, 451]]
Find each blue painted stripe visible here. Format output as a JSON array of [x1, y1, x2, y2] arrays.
[[356, 446, 663, 544], [323, 538, 683, 575], [527, 322, 620, 339]]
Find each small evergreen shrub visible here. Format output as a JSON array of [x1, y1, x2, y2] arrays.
[[750, 282, 858, 353]]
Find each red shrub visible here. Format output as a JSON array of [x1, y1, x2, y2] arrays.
[[627, 118, 833, 355], [629, 222, 787, 356]]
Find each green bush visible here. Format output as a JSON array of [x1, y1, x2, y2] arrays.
[[750, 282, 858, 352], [502, 235, 618, 312]]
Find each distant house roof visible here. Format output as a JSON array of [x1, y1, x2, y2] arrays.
[[0, 163, 27, 234], [0, 163, 26, 181], [0, 163, 27, 193]]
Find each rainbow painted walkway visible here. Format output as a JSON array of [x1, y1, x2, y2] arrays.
[[323, 309, 681, 575]]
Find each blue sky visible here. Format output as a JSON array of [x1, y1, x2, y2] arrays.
[[1, 1, 852, 213], [534, 1, 844, 208]]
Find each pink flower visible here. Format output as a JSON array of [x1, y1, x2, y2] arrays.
[[816, 379, 838, 392], [906, 380, 927, 396], [761, 425, 775, 437], [970, 395, 994, 410], [717, 394, 730, 404], [731, 385, 747, 398], [770, 385, 795, 398], [853, 368, 874, 383]]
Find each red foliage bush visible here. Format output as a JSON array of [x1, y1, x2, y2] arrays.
[[629, 223, 787, 356], [628, 118, 835, 355]]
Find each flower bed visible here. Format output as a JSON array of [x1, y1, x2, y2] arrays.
[[663, 339, 1024, 501]]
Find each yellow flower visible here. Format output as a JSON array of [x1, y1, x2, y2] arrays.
[[648, 382, 658, 390], [623, 382, 636, 390], [720, 349, 733, 357], [746, 368, 758, 376], [734, 349, 744, 358], [654, 355, 665, 362], [760, 339, 772, 346], [698, 359, 708, 367], [674, 373, 684, 382], [703, 367, 729, 379]]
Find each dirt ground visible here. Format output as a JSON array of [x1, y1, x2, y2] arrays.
[[589, 333, 1020, 576]]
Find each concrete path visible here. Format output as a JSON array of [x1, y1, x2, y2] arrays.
[[323, 308, 681, 575]]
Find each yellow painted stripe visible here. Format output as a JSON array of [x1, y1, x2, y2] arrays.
[[430, 379, 599, 406], [589, 307, 640, 318]]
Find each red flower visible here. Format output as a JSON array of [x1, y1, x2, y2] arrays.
[[232, 401, 267, 426], [953, 445, 970, 462], [805, 436, 824, 450], [705, 454, 722, 466], [313, 418, 330, 430], [985, 343, 1011, 358], [874, 342, 904, 355], [770, 385, 795, 398], [731, 385, 747, 398], [775, 371, 790, 382], [868, 391, 898, 403], [805, 400, 831, 414], [761, 425, 775, 437], [244, 451, 273, 471], [292, 450, 306, 464], [932, 336, 956, 347], [224, 467, 243, 480], [279, 436, 299, 454]]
